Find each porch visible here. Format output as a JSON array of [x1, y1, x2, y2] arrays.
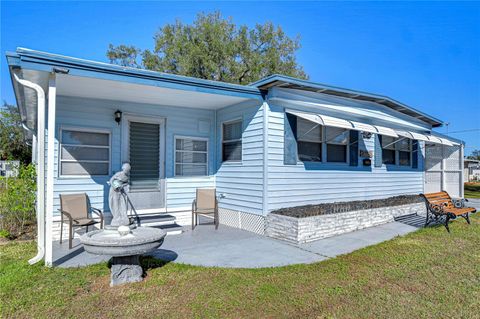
[[52, 217, 420, 268]]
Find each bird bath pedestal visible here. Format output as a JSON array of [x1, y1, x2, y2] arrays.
[[80, 226, 166, 286]]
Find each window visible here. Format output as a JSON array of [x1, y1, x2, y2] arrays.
[[297, 117, 322, 162], [60, 128, 110, 176], [398, 138, 411, 166], [175, 137, 208, 176], [222, 120, 242, 162], [381, 136, 412, 166], [325, 127, 348, 163], [381, 136, 396, 165]]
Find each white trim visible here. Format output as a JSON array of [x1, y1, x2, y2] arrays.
[[58, 126, 112, 178], [262, 102, 269, 215], [45, 74, 56, 267], [221, 118, 243, 163], [174, 135, 209, 177]]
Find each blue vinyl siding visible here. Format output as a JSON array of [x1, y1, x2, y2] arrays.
[[50, 95, 215, 214], [215, 101, 265, 214], [266, 102, 426, 211]]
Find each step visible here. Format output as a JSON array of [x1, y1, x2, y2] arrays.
[[150, 223, 184, 236], [135, 214, 176, 226]]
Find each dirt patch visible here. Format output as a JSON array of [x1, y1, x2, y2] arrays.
[[271, 195, 423, 218]]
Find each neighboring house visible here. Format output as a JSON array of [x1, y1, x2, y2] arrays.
[[7, 48, 464, 266], [464, 159, 480, 182], [0, 160, 19, 177]]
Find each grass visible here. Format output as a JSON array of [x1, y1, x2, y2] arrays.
[[1, 216, 480, 319], [465, 182, 480, 199]]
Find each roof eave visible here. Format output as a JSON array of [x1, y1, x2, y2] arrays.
[[251, 75, 444, 128]]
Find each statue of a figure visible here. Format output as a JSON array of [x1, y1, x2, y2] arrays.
[[108, 163, 131, 228]]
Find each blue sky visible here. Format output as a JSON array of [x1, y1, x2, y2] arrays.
[[1, 1, 479, 154]]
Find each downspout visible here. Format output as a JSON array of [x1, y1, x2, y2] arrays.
[[13, 74, 46, 265]]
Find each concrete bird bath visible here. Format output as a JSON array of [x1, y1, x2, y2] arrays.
[[81, 226, 166, 286], [80, 163, 167, 286]]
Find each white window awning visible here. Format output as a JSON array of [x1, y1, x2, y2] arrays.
[[286, 109, 399, 137], [396, 129, 458, 146]]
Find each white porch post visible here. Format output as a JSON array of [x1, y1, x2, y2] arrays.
[[44, 73, 56, 267], [460, 144, 465, 198]]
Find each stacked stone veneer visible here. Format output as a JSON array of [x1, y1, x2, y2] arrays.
[[266, 203, 426, 244]]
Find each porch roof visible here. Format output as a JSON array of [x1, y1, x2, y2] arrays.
[[6, 48, 263, 137]]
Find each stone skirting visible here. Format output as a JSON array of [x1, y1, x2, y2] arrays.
[[266, 203, 426, 244]]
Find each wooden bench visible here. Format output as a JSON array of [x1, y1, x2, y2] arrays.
[[420, 191, 477, 232]]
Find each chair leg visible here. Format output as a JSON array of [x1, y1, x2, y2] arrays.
[[192, 212, 195, 230], [86, 225, 89, 233], [69, 221, 73, 249], [59, 216, 63, 244], [215, 211, 219, 230]]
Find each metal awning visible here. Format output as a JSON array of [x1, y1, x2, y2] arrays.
[[286, 109, 398, 137], [396, 130, 459, 146]]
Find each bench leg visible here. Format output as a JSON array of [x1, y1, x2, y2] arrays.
[[444, 215, 451, 233], [462, 214, 471, 225], [424, 212, 431, 227]]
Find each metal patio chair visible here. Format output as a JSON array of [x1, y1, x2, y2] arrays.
[[59, 193, 104, 249], [192, 188, 219, 230]]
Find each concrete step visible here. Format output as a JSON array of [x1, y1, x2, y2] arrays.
[[150, 223, 184, 235], [134, 213, 183, 235]]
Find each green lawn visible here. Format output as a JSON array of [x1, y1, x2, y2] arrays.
[[1, 216, 480, 319]]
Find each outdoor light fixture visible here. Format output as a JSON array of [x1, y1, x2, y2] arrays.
[[362, 131, 372, 139], [114, 110, 122, 125]]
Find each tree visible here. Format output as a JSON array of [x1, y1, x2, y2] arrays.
[[467, 150, 480, 161], [107, 11, 308, 84], [0, 103, 31, 164]]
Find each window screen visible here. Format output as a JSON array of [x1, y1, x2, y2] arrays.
[[222, 121, 242, 162], [297, 117, 322, 162], [175, 138, 208, 176], [60, 129, 110, 176], [325, 127, 348, 163]]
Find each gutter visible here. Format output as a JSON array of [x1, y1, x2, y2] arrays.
[[13, 74, 46, 265]]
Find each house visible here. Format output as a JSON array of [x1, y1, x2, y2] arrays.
[[6, 48, 464, 266], [464, 159, 480, 182]]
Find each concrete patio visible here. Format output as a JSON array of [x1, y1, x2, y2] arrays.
[[53, 216, 421, 268]]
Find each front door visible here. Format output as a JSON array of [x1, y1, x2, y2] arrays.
[[122, 116, 165, 210]]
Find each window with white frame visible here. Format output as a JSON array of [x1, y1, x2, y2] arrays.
[[175, 137, 208, 176], [325, 127, 348, 163], [297, 117, 322, 162], [60, 128, 110, 176], [222, 120, 242, 162], [381, 136, 412, 166]]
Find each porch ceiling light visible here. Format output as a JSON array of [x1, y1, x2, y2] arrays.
[[114, 110, 122, 125]]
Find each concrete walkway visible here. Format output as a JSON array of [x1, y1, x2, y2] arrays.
[[54, 219, 419, 268]]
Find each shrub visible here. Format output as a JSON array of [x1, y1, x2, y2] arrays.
[[0, 164, 36, 239], [464, 182, 480, 192]]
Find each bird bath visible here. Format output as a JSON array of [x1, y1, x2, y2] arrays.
[[80, 226, 166, 286]]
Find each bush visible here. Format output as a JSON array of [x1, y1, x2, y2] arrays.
[[465, 182, 480, 192], [0, 164, 36, 239]]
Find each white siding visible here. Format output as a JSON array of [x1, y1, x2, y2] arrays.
[[216, 101, 265, 214], [267, 102, 426, 211]]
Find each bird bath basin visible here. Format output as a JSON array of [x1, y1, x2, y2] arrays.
[[80, 226, 166, 286]]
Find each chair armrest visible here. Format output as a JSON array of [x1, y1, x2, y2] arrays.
[[91, 207, 104, 226], [58, 209, 72, 221]]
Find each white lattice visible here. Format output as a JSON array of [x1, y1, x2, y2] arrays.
[[218, 208, 265, 235], [444, 146, 461, 171], [425, 144, 443, 171]]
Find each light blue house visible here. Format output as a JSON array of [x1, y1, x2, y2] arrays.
[[7, 48, 464, 266]]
